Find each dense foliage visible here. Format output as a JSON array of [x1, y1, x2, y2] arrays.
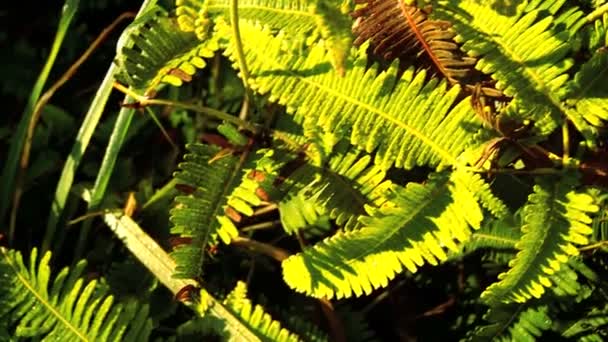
[[2, 0, 608, 340]]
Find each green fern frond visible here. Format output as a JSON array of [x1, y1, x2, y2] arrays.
[[435, 1, 592, 138], [219, 19, 481, 170], [281, 170, 503, 299], [481, 176, 599, 305], [0, 248, 152, 341], [223, 281, 302, 341], [176, 0, 353, 72], [279, 192, 332, 236], [115, 8, 219, 92], [450, 217, 520, 260], [466, 304, 552, 342], [564, 48, 608, 131], [278, 140, 393, 231], [170, 143, 246, 279]]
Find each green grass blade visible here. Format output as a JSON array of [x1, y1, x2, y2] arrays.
[[42, 65, 117, 252], [0, 0, 79, 228], [74, 102, 135, 260], [42, 0, 159, 252]]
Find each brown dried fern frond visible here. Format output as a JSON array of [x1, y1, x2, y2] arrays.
[[352, 0, 501, 96]]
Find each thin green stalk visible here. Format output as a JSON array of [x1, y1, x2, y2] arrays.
[[0, 0, 79, 239], [113, 82, 259, 132], [230, 0, 250, 86], [73, 100, 136, 260], [141, 178, 178, 211], [42, 0, 157, 253], [11, 11, 135, 247]]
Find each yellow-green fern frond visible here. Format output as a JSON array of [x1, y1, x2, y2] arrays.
[[0, 248, 152, 341], [449, 217, 520, 261], [481, 176, 599, 305], [279, 140, 393, 230], [115, 8, 218, 93], [282, 170, 505, 299], [435, 1, 590, 138], [279, 192, 332, 236], [222, 281, 302, 341], [170, 143, 246, 279], [219, 20, 481, 170], [177, 0, 353, 72]]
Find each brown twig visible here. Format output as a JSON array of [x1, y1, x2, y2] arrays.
[[9, 12, 136, 245]]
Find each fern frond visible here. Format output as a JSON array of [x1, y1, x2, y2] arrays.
[[564, 48, 608, 132], [176, 0, 353, 72], [115, 8, 218, 92], [279, 140, 393, 230], [281, 170, 504, 299], [219, 19, 481, 170], [481, 176, 599, 305], [170, 143, 246, 279], [279, 192, 332, 236], [466, 304, 552, 342], [223, 281, 302, 341], [351, 0, 480, 87], [0, 248, 152, 341], [435, 1, 590, 138], [450, 217, 520, 260]]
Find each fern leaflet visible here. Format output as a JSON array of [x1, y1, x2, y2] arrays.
[[481, 176, 599, 305], [0, 248, 151, 341]]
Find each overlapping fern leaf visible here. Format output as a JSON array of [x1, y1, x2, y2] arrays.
[[170, 143, 248, 279], [114, 6, 219, 93], [218, 19, 482, 170], [434, 0, 589, 138], [0, 248, 152, 341], [480, 175, 599, 305], [176, 0, 353, 73], [277, 140, 393, 231], [282, 170, 506, 299]]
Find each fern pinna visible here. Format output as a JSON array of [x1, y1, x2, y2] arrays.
[[0, 248, 151, 341], [104, 0, 608, 340]]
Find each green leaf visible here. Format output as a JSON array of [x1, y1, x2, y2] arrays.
[[0, 248, 152, 341], [481, 175, 599, 305], [282, 170, 494, 299]]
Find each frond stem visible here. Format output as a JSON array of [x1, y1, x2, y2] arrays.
[[240, 220, 282, 232], [579, 240, 608, 252], [231, 236, 290, 261], [230, 0, 251, 85], [112, 82, 259, 133]]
